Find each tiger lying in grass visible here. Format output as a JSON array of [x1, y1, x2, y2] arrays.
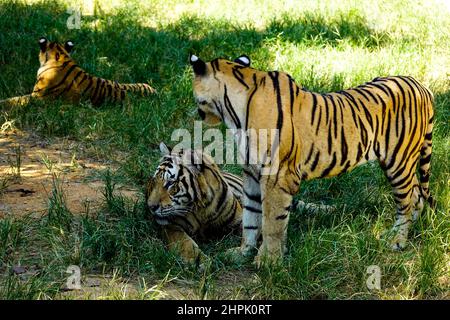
[[146, 142, 335, 263], [146, 142, 243, 263], [0, 37, 155, 107]]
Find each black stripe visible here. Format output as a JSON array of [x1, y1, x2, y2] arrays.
[[329, 95, 338, 139], [327, 123, 332, 155], [386, 104, 406, 170], [310, 151, 320, 172], [385, 109, 391, 156], [269, 72, 283, 133], [244, 205, 262, 213], [340, 126, 348, 165], [311, 93, 318, 125], [360, 87, 379, 103], [232, 67, 249, 89], [243, 169, 259, 183], [211, 59, 220, 73], [353, 87, 370, 102], [244, 190, 261, 203], [304, 144, 314, 165], [319, 152, 336, 178], [420, 153, 431, 166], [223, 85, 242, 128], [91, 78, 102, 102], [357, 97, 373, 131], [356, 143, 363, 162], [324, 94, 329, 123], [82, 77, 94, 95], [245, 74, 258, 130], [40, 63, 78, 94]]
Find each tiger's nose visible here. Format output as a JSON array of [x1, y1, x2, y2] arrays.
[[148, 204, 160, 212]]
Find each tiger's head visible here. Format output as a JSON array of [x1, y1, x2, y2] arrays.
[[145, 142, 217, 225], [38, 37, 74, 67], [189, 54, 253, 126]]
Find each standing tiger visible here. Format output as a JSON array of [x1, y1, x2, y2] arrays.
[[189, 54, 435, 266], [0, 37, 155, 107], [146, 142, 243, 263]]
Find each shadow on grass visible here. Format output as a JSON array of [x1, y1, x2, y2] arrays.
[[0, 1, 393, 97]]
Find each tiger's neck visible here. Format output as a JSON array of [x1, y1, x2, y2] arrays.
[[218, 73, 261, 131]]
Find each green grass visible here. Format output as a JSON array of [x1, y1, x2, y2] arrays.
[[0, 0, 449, 299]]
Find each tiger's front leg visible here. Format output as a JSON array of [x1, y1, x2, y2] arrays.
[[254, 175, 297, 267], [228, 168, 262, 258], [162, 226, 205, 264]]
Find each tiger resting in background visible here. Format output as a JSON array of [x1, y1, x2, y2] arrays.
[[0, 37, 155, 107], [189, 54, 435, 266]]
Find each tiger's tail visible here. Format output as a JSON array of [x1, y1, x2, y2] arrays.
[[0, 94, 33, 107], [418, 96, 435, 209], [119, 83, 156, 96]]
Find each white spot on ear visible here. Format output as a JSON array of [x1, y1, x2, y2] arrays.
[[190, 55, 198, 62], [67, 41, 74, 46], [238, 56, 250, 66], [39, 38, 46, 43]]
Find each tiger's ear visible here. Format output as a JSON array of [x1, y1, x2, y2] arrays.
[[190, 54, 207, 76], [64, 40, 74, 53], [39, 37, 48, 52], [159, 142, 172, 155], [234, 55, 251, 67]]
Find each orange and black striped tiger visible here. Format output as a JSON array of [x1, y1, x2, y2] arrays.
[[146, 142, 243, 263], [0, 37, 155, 107], [189, 54, 435, 266]]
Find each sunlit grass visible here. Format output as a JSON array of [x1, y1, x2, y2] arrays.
[[0, 0, 448, 299]]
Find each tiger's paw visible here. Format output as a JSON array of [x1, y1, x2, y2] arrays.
[[253, 246, 284, 269], [253, 252, 283, 269], [196, 253, 212, 272], [226, 245, 257, 261], [391, 238, 408, 251], [390, 232, 408, 251], [226, 245, 256, 256]]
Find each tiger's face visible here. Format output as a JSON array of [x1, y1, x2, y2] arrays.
[[146, 158, 194, 224], [190, 54, 252, 126], [146, 143, 200, 224], [38, 37, 74, 67]]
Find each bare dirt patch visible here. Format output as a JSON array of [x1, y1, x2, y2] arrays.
[[0, 128, 253, 300], [0, 129, 138, 218]]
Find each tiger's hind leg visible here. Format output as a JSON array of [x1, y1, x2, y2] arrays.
[[384, 158, 420, 250]]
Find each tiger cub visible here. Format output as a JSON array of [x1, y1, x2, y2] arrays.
[[0, 37, 155, 107], [146, 142, 243, 263]]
